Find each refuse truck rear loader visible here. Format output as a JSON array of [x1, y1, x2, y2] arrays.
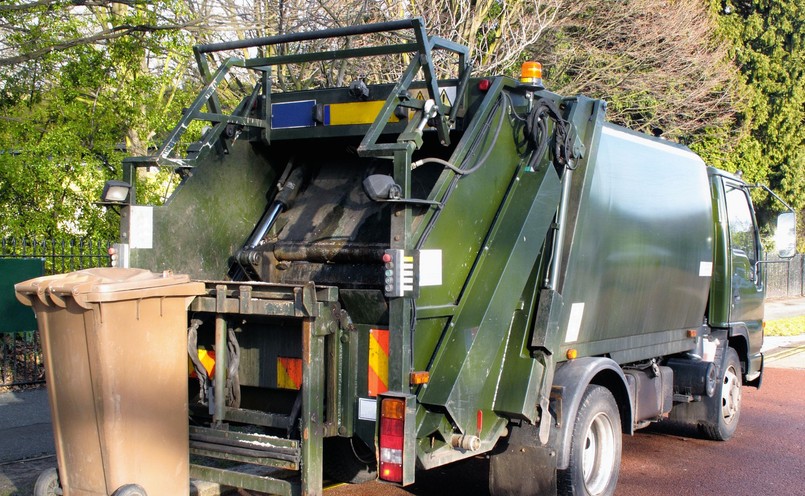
[[63, 18, 797, 496]]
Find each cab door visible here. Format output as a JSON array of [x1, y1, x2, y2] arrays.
[[723, 180, 764, 354]]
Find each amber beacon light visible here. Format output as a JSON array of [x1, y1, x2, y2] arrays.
[[519, 61, 544, 89]]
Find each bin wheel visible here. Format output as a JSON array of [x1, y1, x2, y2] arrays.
[[33, 467, 61, 496], [112, 484, 147, 496]]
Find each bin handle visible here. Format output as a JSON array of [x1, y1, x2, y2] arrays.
[[46, 288, 68, 308], [15, 290, 33, 307]]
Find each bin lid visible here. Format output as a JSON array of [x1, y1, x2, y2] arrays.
[[15, 268, 206, 309]]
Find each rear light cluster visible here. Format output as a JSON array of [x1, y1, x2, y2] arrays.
[[379, 397, 405, 483]]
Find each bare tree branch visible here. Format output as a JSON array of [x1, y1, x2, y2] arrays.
[[0, 0, 148, 13]]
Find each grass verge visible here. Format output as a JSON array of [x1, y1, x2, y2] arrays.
[[766, 315, 805, 337]]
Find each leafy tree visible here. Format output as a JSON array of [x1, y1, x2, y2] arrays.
[[714, 0, 805, 217], [0, 1, 198, 239]]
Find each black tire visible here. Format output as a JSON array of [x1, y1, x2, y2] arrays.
[[558, 385, 622, 496], [112, 484, 147, 496], [698, 347, 742, 441], [323, 436, 377, 484], [33, 467, 60, 496]]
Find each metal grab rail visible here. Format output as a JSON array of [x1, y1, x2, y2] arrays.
[[124, 17, 472, 204]]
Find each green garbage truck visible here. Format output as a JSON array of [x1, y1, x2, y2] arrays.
[[84, 18, 795, 496]]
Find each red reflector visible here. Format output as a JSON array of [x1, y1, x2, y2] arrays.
[[478, 79, 491, 91]]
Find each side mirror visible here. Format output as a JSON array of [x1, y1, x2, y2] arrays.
[[775, 212, 797, 259]]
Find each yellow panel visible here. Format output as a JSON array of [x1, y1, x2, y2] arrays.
[[328, 101, 400, 126]]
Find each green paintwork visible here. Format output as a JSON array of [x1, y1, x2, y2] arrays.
[[552, 121, 713, 361], [128, 142, 276, 278]]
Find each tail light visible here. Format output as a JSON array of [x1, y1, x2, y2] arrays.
[[379, 397, 405, 482], [377, 393, 415, 485]]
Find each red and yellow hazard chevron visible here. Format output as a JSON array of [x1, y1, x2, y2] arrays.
[[189, 349, 216, 378], [277, 356, 303, 390], [368, 328, 389, 397]]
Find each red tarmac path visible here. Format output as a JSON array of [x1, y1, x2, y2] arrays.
[[327, 366, 805, 496]]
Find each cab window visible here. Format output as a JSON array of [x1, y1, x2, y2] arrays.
[[725, 182, 758, 270]]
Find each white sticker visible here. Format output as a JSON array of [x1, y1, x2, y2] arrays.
[[419, 249, 442, 287], [358, 398, 377, 421], [699, 261, 713, 277], [129, 206, 153, 249], [564, 302, 585, 343]]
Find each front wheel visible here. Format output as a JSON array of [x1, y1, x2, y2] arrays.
[[698, 347, 742, 441], [558, 385, 622, 496]]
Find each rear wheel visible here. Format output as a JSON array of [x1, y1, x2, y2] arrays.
[[323, 436, 377, 484], [699, 347, 742, 441], [558, 385, 621, 496], [33, 467, 60, 496]]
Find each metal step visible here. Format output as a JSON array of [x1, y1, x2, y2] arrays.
[[190, 426, 300, 470]]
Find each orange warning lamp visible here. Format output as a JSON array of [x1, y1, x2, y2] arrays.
[[520, 61, 544, 89]]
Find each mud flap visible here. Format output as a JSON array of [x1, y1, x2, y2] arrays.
[[489, 421, 557, 496]]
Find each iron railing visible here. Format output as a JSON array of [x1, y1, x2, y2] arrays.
[[0, 237, 111, 275], [0, 237, 111, 388]]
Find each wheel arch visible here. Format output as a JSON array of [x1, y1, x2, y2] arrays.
[[727, 326, 749, 371], [551, 357, 633, 470]]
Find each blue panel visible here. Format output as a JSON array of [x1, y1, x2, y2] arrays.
[[323, 105, 331, 126], [271, 100, 316, 129]]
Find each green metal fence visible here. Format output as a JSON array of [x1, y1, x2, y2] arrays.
[[0, 237, 111, 388]]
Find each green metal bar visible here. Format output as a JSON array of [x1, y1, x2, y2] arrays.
[[301, 317, 324, 496], [411, 21, 451, 146], [222, 407, 293, 429], [121, 158, 137, 205], [196, 18, 421, 54], [448, 62, 474, 124], [189, 447, 297, 470], [262, 66, 272, 144], [193, 47, 224, 116], [325, 329, 340, 437], [213, 310, 227, 427], [189, 465, 297, 496], [430, 36, 471, 58], [191, 426, 298, 449], [413, 304, 458, 319], [157, 57, 241, 160], [388, 145, 415, 391], [195, 112, 268, 128], [243, 43, 419, 68], [357, 56, 421, 157]]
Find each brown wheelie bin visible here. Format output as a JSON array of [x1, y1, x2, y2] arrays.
[[15, 268, 205, 496]]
